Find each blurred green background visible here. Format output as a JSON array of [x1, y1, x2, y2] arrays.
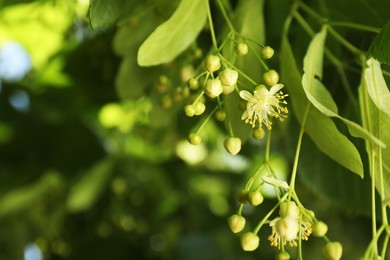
[[0, 0, 388, 259]]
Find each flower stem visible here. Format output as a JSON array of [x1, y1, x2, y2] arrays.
[[289, 102, 310, 191], [218, 54, 257, 85], [215, 0, 236, 33], [206, 0, 218, 50], [254, 192, 289, 234]]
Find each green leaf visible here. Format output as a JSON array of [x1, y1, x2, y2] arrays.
[[115, 56, 158, 99], [232, 0, 265, 83], [224, 0, 265, 140], [360, 65, 390, 204], [281, 37, 363, 177], [88, 0, 129, 31], [0, 172, 62, 218], [302, 27, 385, 149], [364, 58, 390, 117], [137, 0, 207, 66], [67, 158, 113, 212], [368, 20, 390, 65]]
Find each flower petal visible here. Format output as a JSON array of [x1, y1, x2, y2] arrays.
[[239, 90, 253, 101], [270, 84, 284, 94], [241, 110, 249, 120]]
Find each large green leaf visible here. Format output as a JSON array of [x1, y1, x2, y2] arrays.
[[364, 58, 390, 117], [137, 0, 207, 66], [66, 158, 113, 212], [361, 64, 390, 204], [302, 27, 385, 150], [88, 0, 130, 31], [368, 20, 390, 65], [281, 37, 363, 177]]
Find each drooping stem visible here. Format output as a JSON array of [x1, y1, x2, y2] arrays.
[[289, 103, 310, 191], [206, 0, 218, 50], [215, 0, 236, 33]]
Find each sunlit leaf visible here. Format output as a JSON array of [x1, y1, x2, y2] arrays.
[[368, 20, 390, 65], [0, 2, 72, 68], [137, 0, 207, 66], [364, 57, 390, 117], [281, 36, 363, 177], [360, 67, 390, 204], [67, 159, 113, 212], [302, 27, 385, 150]]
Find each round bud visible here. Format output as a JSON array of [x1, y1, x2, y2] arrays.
[[204, 79, 223, 98], [253, 128, 265, 139], [248, 191, 264, 206], [184, 105, 196, 117], [204, 55, 221, 72], [224, 137, 242, 155], [188, 133, 201, 145], [222, 84, 235, 95], [241, 232, 260, 251], [227, 214, 246, 233], [261, 46, 274, 59], [219, 68, 238, 86], [215, 110, 226, 121], [194, 102, 206, 115], [160, 95, 172, 108], [312, 221, 328, 237], [263, 70, 279, 86], [237, 190, 249, 203], [275, 217, 299, 241], [279, 201, 299, 219], [323, 242, 343, 260], [275, 252, 290, 260], [158, 75, 169, 85], [235, 42, 248, 56], [194, 48, 203, 59], [187, 78, 199, 90], [181, 87, 190, 98], [302, 210, 315, 222]]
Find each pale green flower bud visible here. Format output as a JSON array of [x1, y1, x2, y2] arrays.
[[222, 84, 235, 94], [275, 251, 290, 260], [224, 137, 242, 155], [263, 70, 279, 86], [241, 232, 260, 251], [235, 42, 248, 56], [194, 102, 206, 115], [187, 78, 199, 90], [214, 110, 226, 121], [184, 104, 196, 117], [253, 128, 265, 139], [204, 79, 223, 98], [279, 201, 299, 219], [188, 133, 201, 145], [248, 191, 264, 206], [204, 55, 221, 72], [312, 221, 328, 237], [219, 68, 238, 86], [227, 214, 246, 233], [261, 46, 274, 59], [323, 242, 343, 260]]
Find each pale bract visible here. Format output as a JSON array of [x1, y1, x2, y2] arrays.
[[239, 84, 288, 130]]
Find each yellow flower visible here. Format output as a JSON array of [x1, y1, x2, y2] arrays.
[[239, 84, 288, 130], [268, 216, 312, 249]]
